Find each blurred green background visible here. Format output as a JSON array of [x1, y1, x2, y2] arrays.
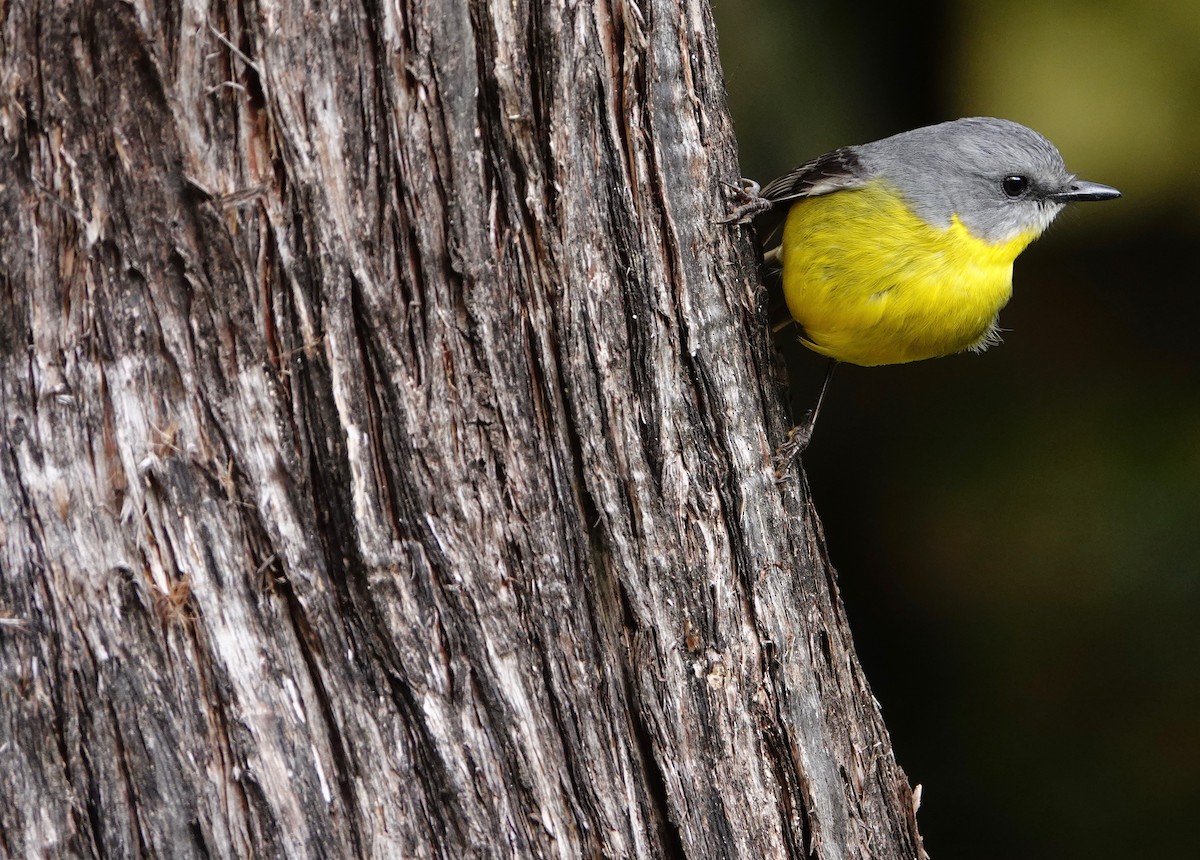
[[713, 0, 1200, 856]]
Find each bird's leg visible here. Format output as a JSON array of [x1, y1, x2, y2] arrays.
[[774, 359, 837, 477]]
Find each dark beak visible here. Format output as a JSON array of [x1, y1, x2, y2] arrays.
[[1049, 180, 1122, 203]]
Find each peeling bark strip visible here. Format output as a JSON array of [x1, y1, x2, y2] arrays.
[[0, 1, 923, 858]]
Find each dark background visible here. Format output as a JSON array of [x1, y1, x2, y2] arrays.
[[714, 1, 1199, 856]]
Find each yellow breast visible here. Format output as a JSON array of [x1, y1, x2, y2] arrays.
[[780, 181, 1040, 366]]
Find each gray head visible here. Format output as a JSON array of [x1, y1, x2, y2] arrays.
[[855, 117, 1120, 244]]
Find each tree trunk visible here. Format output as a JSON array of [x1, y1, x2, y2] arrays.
[[0, 1, 923, 857]]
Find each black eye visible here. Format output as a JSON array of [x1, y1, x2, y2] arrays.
[[1002, 175, 1030, 198]]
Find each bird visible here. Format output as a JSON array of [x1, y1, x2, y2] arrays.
[[726, 117, 1121, 453]]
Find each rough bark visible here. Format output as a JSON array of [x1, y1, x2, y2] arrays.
[[0, 1, 923, 858]]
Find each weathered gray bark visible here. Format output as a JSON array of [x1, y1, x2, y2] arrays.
[[0, 1, 923, 857]]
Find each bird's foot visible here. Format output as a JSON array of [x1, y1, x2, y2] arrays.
[[718, 178, 772, 224], [773, 417, 816, 479]]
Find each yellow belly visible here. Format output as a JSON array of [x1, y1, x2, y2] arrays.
[[780, 181, 1039, 366]]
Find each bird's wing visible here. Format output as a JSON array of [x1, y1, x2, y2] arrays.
[[753, 148, 867, 333], [758, 146, 867, 206]]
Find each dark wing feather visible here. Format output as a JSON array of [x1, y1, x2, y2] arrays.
[[759, 146, 867, 205]]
